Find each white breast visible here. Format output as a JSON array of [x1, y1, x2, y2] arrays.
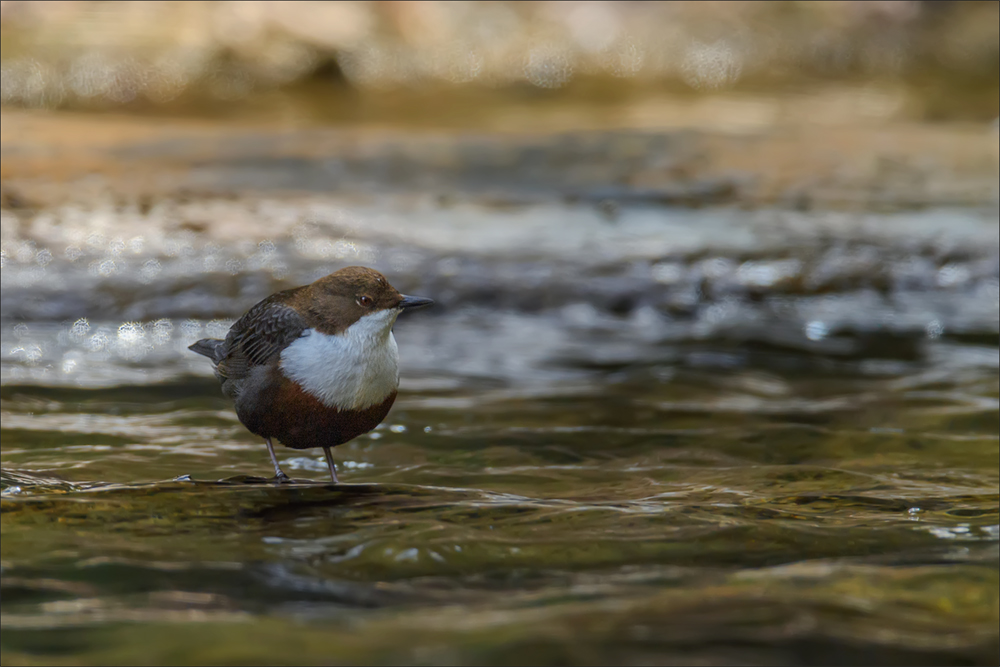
[[279, 308, 400, 411]]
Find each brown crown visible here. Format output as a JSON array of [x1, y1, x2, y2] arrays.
[[292, 266, 405, 335]]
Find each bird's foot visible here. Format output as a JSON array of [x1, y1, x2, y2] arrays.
[[270, 470, 292, 484]]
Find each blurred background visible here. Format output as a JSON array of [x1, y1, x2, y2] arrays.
[[1, 0, 998, 123], [1, 2, 998, 666]]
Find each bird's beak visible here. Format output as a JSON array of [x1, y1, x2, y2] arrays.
[[398, 294, 434, 310]]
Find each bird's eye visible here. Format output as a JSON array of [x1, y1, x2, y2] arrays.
[[358, 295, 374, 307]]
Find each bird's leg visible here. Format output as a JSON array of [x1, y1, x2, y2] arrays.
[[265, 437, 290, 482], [322, 446, 339, 484]]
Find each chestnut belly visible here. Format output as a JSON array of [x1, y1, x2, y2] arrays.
[[237, 374, 397, 450]]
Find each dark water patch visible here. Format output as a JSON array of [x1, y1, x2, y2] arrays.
[[2, 562, 996, 665], [0, 380, 229, 413]]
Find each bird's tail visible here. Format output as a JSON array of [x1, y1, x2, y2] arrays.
[[188, 338, 225, 363]]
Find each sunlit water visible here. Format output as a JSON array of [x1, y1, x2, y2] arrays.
[[2, 127, 998, 665]]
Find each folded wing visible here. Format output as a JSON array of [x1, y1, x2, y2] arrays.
[[190, 288, 308, 381]]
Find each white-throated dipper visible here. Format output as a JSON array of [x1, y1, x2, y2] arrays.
[[188, 266, 433, 483]]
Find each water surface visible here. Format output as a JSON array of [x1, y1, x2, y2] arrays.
[[1, 118, 998, 666]]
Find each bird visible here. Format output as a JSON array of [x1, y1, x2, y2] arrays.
[[188, 266, 433, 483]]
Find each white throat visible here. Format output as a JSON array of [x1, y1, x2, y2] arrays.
[[280, 308, 400, 410]]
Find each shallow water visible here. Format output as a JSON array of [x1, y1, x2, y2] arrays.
[[3, 320, 998, 664], [2, 116, 999, 664]]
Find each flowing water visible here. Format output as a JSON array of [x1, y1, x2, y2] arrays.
[[1, 115, 998, 665]]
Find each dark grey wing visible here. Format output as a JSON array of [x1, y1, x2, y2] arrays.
[[215, 289, 307, 380]]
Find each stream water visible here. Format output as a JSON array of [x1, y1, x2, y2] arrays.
[[1, 118, 998, 665]]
